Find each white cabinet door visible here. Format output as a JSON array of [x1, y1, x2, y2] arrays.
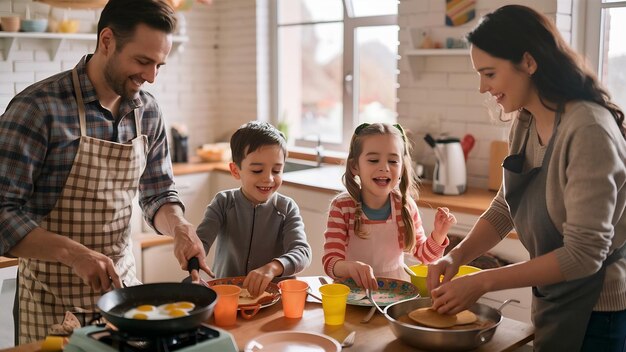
[[138, 172, 216, 283], [210, 171, 239, 198], [142, 243, 189, 283], [174, 173, 212, 228], [279, 185, 338, 277], [297, 209, 329, 276]]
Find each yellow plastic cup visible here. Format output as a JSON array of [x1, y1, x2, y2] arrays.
[[319, 283, 350, 325], [212, 284, 241, 326], [278, 279, 309, 318], [409, 264, 481, 297]]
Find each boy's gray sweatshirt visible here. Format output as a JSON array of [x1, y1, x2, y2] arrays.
[[197, 188, 312, 279]]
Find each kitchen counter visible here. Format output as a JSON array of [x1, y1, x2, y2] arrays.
[[173, 159, 497, 215], [0, 256, 18, 269]]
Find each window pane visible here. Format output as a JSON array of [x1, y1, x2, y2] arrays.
[[278, 0, 343, 25], [602, 7, 626, 110], [351, 0, 398, 17], [278, 23, 344, 144], [356, 25, 398, 125]]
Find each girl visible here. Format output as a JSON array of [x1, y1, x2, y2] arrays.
[[322, 122, 456, 290], [427, 5, 626, 352]]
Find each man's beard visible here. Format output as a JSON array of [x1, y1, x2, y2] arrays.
[[103, 55, 139, 100]]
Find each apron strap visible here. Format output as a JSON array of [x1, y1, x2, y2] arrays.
[[134, 110, 142, 136], [71, 69, 87, 137], [72, 67, 142, 138]]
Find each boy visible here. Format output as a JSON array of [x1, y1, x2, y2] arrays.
[[197, 121, 312, 296]]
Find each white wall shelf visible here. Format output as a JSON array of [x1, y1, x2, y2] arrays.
[[404, 48, 470, 80], [404, 48, 469, 56], [0, 32, 188, 61]]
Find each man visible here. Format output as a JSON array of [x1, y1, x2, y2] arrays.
[[0, 0, 211, 343]]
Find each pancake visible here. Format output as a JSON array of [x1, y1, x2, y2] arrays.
[[455, 309, 478, 325], [239, 288, 273, 305], [408, 307, 457, 328]]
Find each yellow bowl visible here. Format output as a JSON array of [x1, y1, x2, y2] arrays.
[[58, 19, 79, 34], [408, 264, 481, 297]]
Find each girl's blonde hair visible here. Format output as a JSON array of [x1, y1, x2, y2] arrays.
[[342, 123, 419, 251]]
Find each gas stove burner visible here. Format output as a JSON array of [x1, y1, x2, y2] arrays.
[[64, 324, 238, 352], [93, 325, 219, 351]]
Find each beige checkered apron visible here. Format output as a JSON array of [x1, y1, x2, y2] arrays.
[[17, 68, 148, 343]]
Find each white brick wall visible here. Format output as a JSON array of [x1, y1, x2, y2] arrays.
[[0, 0, 578, 188], [0, 0, 259, 156], [398, 0, 571, 188]]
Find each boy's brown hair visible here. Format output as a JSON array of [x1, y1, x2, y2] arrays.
[[230, 121, 288, 168]]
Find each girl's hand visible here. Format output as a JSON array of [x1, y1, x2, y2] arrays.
[[432, 207, 456, 242], [345, 261, 377, 291], [430, 274, 485, 315]]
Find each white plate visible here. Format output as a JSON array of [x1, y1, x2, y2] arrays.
[[244, 331, 341, 352]]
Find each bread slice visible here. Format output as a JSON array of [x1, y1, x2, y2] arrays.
[[239, 288, 273, 305]]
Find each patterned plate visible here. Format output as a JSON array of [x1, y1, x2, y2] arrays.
[[206, 276, 281, 309], [335, 277, 419, 307]]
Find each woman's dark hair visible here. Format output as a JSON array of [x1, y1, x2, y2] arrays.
[[97, 0, 177, 51], [466, 5, 625, 137]]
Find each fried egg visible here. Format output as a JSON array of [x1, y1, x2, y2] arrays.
[[124, 301, 196, 320]]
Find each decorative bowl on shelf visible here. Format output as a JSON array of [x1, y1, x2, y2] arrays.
[[196, 143, 231, 162], [58, 19, 79, 33], [21, 19, 49, 33], [1, 16, 21, 32]]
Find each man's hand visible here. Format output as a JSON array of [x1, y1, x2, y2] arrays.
[[172, 222, 214, 282], [154, 204, 214, 282], [8, 227, 122, 292], [67, 248, 121, 292]]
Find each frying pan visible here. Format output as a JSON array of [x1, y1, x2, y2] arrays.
[[384, 297, 519, 351], [97, 258, 217, 335]]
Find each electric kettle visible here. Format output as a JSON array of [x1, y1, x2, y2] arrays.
[[424, 134, 467, 195]]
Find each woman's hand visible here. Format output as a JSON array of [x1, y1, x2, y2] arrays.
[[426, 255, 460, 294], [430, 273, 486, 315]]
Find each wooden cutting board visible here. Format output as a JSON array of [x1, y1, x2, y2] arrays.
[[488, 141, 509, 191]]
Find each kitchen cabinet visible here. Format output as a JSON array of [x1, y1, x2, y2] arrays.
[[0, 266, 17, 349], [279, 184, 338, 277], [136, 172, 216, 283], [0, 32, 187, 61]]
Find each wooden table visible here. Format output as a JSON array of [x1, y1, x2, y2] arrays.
[[223, 300, 534, 352], [3, 290, 534, 352]]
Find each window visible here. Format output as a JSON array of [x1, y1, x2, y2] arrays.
[[272, 0, 398, 151], [584, 1, 626, 110]]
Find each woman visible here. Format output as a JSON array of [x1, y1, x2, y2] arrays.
[[426, 5, 626, 352]]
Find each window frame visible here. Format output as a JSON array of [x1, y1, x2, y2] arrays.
[[583, 0, 626, 75], [269, 0, 397, 151]]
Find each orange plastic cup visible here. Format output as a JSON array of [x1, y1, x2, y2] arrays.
[[278, 279, 309, 318], [212, 284, 241, 327], [319, 283, 350, 325]]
